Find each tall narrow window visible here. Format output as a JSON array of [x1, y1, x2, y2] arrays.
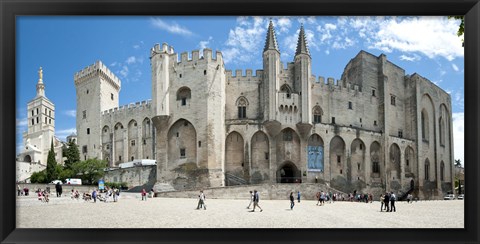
[[373, 162, 380, 173], [83, 110, 86, 119], [337, 155, 341, 164], [421, 109, 429, 141], [283, 129, 293, 141], [425, 159, 430, 180], [280, 84, 292, 99], [440, 162, 445, 181], [180, 148, 186, 158], [391, 95, 396, 106], [87, 128, 90, 134], [348, 101, 353, 109], [313, 106, 322, 124], [236, 96, 248, 119], [111, 93, 114, 100], [372, 89, 376, 97], [31, 119, 34, 125], [332, 117, 336, 124], [181, 97, 187, 106]]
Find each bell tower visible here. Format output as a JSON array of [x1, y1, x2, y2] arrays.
[[262, 20, 281, 121]]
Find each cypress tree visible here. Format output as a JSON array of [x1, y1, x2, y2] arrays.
[[46, 139, 57, 182]]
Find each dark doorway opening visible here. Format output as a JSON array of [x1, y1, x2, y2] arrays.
[[277, 162, 301, 183]]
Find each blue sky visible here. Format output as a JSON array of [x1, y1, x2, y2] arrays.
[[16, 16, 465, 165]]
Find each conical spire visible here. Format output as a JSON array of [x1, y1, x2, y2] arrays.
[[263, 20, 279, 52], [36, 67, 45, 97], [295, 24, 310, 56]]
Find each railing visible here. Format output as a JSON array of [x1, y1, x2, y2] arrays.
[[276, 177, 302, 184], [225, 173, 247, 186]]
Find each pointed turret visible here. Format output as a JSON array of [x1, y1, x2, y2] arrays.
[[36, 67, 45, 97], [295, 24, 310, 56], [264, 20, 279, 52]]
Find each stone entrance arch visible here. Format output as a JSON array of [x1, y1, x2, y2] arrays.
[[276, 161, 301, 183], [23, 155, 32, 163]]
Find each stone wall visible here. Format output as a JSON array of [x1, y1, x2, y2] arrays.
[[103, 165, 156, 188]]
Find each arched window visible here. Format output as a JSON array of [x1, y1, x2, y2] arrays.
[[312, 106, 323, 124], [280, 84, 292, 99], [421, 109, 429, 141], [176, 87, 191, 106], [236, 96, 248, 119], [439, 117, 445, 146], [425, 159, 430, 181]]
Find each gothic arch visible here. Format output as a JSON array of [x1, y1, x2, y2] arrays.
[[128, 119, 138, 162], [280, 84, 293, 98], [404, 146, 416, 176], [307, 134, 324, 171], [101, 125, 111, 165], [277, 161, 301, 183], [330, 136, 346, 177], [312, 105, 323, 124], [251, 131, 269, 171], [350, 138, 366, 182], [113, 122, 124, 166], [421, 94, 435, 144], [424, 158, 431, 181], [142, 117, 153, 160], [167, 119, 197, 168], [23, 155, 32, 163], [236, 96, 249, 119], [370, 141, 383, 178], [225, 131, 245, 179], [275, 128, 301, 171], [389, 143, 401, 181]]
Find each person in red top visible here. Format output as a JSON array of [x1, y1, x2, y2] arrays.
[[141, 189, 147, 201]]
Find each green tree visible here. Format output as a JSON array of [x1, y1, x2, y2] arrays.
[[30, 170, 47, 183], [63, 140, 80, 170], [448, 16, 464, 45], [454, 159, 462, 167], [46, 140, 58, 182], [72, 158, 107, 185]]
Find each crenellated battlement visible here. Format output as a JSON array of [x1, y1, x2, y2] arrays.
[[176, 48, 224, 65], [226, 69, 264, 79], [101, 99, 152, 116], [311, 75, 363, 95], [74, 61, 121, 91]]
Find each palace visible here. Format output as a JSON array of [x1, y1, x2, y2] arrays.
[[71, 21, 454, 199]]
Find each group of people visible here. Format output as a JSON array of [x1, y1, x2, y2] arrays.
[[37, 189, 50, 203], [380, 192, 397, 212], [140, 188, 155, 201], [17, 185, 30, 196], [246, 190, 263, 212]]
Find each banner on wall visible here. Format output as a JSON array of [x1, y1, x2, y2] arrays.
[[307, 146, 324, 171]]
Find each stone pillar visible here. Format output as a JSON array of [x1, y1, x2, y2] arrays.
[[137, 124, 143, 159], [123, 129, 128, 163], [364, 142, 371, 191]]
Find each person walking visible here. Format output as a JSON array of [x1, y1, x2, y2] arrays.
[[389, 191, 396, 212], [196, 190, 206, 210], [297, 191, 301, 203], [251, 190, 263, 212], [141, 188, 147, 201], [55, 182, 62, 197], [17, 185, 21, 196], [290, 192, 295, 210], [246, 191, 254, 209]]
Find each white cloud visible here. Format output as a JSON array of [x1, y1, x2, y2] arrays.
[[399, 54, 421, 62], [199, 36, 213, 50], [16, 118, 27, 127], [275, 17, 292, 34], [119, 66, 129, 78], [224, 16, 267, 65], [452, 112, 464, 166], [361, 17, 463, 61], [452, 63, 459, 72], [56, 128, 77, 142], [126, 56, 136, 65], [150, 18, 193, 36], [64, 110, 76, 118], [110, 62, 118, 67]]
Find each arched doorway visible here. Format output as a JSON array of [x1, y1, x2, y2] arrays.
[[277, 161, 301, 183], [23, 155, 32, 163]]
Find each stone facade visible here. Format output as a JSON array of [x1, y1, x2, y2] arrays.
[[74, 22, 454, 199]]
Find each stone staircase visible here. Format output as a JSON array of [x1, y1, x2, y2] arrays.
[[225, 173, 247, 186]]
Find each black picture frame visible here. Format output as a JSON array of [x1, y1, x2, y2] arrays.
[[1, 0, 479, 243]]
